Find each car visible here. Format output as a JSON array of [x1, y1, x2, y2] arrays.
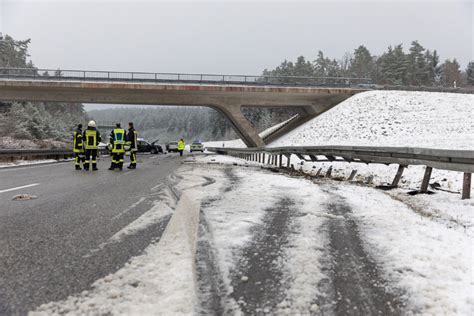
[[166, 141, 179, 152], [190, 140, 204, 152], [137, 138, 163, 154]]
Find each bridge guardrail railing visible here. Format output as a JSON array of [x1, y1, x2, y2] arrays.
[[0, 67, 372, 87], [206, 146, 473, 199]]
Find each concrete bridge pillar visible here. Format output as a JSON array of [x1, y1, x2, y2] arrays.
[[217, 104, 265, 148]]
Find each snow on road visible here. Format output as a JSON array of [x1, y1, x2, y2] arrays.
[[192, 154, 473, 315], [183, 158, 332, 314]]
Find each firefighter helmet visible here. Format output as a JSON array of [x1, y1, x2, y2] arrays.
[[88, 120, 96, 128]]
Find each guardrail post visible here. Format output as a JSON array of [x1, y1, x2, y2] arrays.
[[325, 166, 333, 178], [262, 153, 265, 164], [462, 173, 471, 200], [286, 154, 291, 168], [348, 169, 357, 181], [420, 166, 433, 193], [391, 165, 406, 187], [278, 154, 283, 168], [267, 154, 271, 165]]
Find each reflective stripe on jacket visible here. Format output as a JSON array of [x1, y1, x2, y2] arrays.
[[83, 128, 101, 150], [110, 128, 126, 153], [73, 129, 83, 153]]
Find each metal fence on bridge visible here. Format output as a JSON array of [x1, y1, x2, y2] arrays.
[[0, 67, 371, 87]]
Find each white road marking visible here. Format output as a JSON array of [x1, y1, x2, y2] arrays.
[[0, 183, 40, 194], [112, 197, 147, 220]]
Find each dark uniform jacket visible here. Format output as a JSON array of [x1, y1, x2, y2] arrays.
[[73, 128, 83, 153], [127, 127, 138, 151]]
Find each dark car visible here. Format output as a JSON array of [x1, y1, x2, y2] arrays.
[[137, 138, 163, 154]]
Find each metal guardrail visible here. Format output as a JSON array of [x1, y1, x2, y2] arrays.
[[0, 67, 371, 87], [0, 149, 107, 161], [206, 146, 473, 199], [0, 149, 73, 161]]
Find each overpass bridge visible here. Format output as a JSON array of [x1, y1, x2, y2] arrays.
[[0, 68, 372, 147]]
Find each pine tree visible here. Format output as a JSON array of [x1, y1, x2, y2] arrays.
[[466, 61, 474, 85], [406, 41, 429, 85], [349, 45, 375, 79]]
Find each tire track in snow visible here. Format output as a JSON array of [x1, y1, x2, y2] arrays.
[[229, 198, 296, 314], [319, 192, 404, 315]]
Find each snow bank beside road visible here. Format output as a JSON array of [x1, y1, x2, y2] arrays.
[[336, 184, 474, 315], [0, 159, 66, 168]]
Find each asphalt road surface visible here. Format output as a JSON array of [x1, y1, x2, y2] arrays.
[[0, 153, 183, 315]]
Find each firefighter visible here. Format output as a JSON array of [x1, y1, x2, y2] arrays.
[[73, 123, 84, 170], [126, 122, 138, 169], [108, 123, 126, 170], [83, 120, 101, 171], [177, 138, 185, 157]]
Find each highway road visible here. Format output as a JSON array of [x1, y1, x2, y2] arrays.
[[0, 153, 182, 315]]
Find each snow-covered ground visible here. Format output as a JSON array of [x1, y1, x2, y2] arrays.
[[0, 136, 68, 150], [271, 90, 474, 149], [190, 154, 473, 314]]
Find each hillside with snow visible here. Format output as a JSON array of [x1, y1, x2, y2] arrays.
[[270, 90, 474, 149]]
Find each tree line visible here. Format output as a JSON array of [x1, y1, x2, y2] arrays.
[[263, 41, 473, 87], [0, 34, 87, 145]]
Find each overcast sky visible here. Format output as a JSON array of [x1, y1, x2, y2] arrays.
[[1, 0, 472, 74], [1, 0, 472, 111]]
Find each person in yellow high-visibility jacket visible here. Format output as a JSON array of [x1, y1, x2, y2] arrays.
[[108, 123, 127, 171], [82, 121, 101, 171], [73, 123, 84, 170], [177, 138, 185, 157]]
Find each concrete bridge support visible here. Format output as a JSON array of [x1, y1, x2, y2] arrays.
[[216, 104, 265, 147]]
